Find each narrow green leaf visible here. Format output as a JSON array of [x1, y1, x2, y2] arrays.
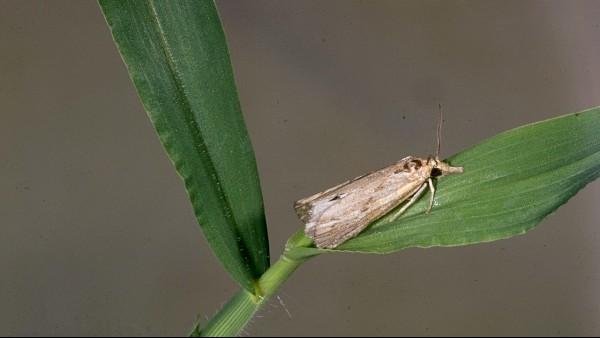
[[330, 106, 600, 253], [98, 0, 269, 290]]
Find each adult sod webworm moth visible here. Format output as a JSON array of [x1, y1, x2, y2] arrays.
[[294, 106, 463, 249]]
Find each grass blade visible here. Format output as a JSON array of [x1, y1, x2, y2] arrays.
[[98, 0, 270, 291]]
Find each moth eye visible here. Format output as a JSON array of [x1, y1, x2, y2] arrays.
[[431, 168, 442, 177]]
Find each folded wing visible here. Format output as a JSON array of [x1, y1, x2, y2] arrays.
[[294, 157, 426, 248]]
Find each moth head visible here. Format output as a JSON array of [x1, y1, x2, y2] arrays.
[[429, 156, 464, 177]]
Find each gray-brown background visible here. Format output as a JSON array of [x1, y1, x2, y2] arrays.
[[2, 0, 600, 336]]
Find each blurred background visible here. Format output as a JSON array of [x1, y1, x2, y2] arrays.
[[1, 0, 600, 335]]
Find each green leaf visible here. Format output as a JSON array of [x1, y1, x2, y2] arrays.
[[341, 106, 600, 253], [298, 106, 600, 255], [98, 0, 269, 291]]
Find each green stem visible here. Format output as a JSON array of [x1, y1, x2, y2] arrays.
[[191, 230, 318, 337], [190, 289, 257, 337]]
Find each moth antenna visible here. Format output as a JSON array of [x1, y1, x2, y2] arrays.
[[436, 103, 443, 159]]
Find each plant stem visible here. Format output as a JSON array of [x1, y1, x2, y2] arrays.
[[191, 230, 318, 337], [190, 289, 257, 337]]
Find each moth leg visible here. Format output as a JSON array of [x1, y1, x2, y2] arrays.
[[389, 183, 428, 222], [426, 178, 435, 213]]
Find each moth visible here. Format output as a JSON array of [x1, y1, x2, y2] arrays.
[[294, 108, 463, 249]]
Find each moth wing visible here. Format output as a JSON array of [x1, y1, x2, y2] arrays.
[[294, 157, 427, 248], [293, 171, 370, 223], [307, 180, 425, 248], [293, 156, 414, 222]]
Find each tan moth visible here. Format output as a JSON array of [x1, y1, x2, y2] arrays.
[[294, 107, 463, 249]]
